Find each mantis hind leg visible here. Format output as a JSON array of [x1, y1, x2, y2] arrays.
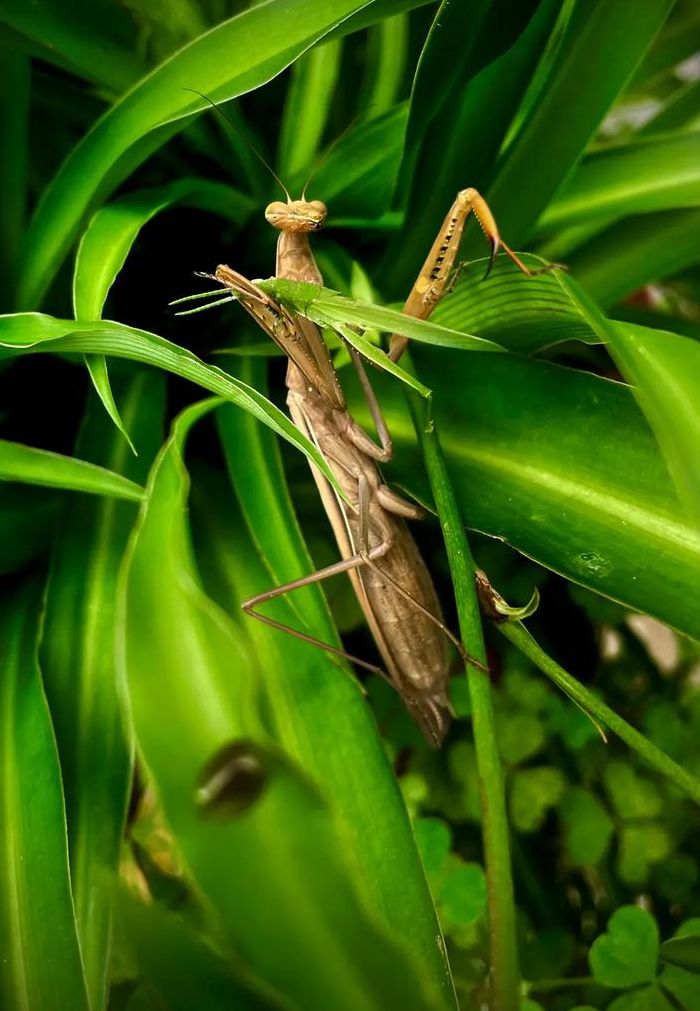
[[241, 540, 394, 679]]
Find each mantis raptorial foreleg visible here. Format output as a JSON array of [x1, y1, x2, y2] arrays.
[[389, 187, 553, 362], [196, 180, 548, 745]]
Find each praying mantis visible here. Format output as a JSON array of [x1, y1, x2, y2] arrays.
[[194, 185, 546, 746]]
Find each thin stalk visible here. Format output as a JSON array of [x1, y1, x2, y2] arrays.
[[499, 621, 700, 806], [406, 371, 520, 1011]]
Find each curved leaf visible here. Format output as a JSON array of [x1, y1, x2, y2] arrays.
[[429, 255, 599, 353], [466, 0, 675, 251], [73, 178, 254, 447], [118, 399, 447, 1011], [211, 359, 454, 1003], [565, 208, 700, 308], [17, 0, 373, 308], [0, 313, 343, 496], [0, 436, 144, 499], [385, 0, 559, 292], [73, 178, 254, 320], [41, 371, 165, 1010], [350, 349, 700, 641], [83, 355, 136, 454], [565, 284, 700, 529], [538, 131, 700, 232], [0, 579, 90, 1011]]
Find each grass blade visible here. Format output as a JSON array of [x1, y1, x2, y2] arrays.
[[118, 398, 448, 1011], [41, 370, 165, 1011], [73, 178, 254, 448], [0, 437, 145, 499], [211, 358, 456, 1005], [0, 312, 345, 498], [0, 579, 90, 1011]]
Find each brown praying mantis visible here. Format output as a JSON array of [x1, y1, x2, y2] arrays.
[[186, 185, 547, 746]]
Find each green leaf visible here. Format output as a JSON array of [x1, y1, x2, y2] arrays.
[[83, 354, 137, 454], [41, 370, 165, 1011], [589, 906, 659, 988], [414, 817, 452, 879], [119, 398, 449, 1011], [0, 436, 144, 499], [618, 824, 671, 885], [73, 179, 254, 320], [603, 760, 662, 820], [0, 313, 344, 498], [497, 712, 545, 766], [349, 348, 700, 641], [278, 39, 343, 180], [538, 131, 700, 232], [608, 985, 675, 1011], [17, 0, 373, 308], [599, 319, 700, 528], [509, 766, 565, 833], [559, 787, 614, 867], [73, 178, 253, 448], [117, 890, 288, 1011], [470, 0, 676, 249], [659, 965, 700, 1011], [641, 77, 700, 136], [0, 579, 90, 1011], [438, 860, 488, 929], [359, 13, 409, 115], [565, 208, 700, 309], [661, 935, 700, 974], [429, 255, 599, 354], [211, 359, 456, 1004], [259, 277, 502, 351]]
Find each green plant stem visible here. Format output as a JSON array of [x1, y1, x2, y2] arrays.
[[407, 383, 520, 1011], [527, 975, 596, 993], [499, 621, 700, 806]]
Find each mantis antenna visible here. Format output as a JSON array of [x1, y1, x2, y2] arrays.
[[183, 87, 292, 202]]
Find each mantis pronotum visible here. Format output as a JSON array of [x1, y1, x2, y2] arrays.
[[200, 187, 544, 746]]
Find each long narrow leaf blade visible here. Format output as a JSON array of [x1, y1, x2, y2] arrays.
[[41, 370, 166, 1010], [0, 313, 344, 497], [0, 437, 144, 499], [0, 580, 90, 1011], [118, 399, 446, 1011]]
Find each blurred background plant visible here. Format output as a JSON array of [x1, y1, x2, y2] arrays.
[[1, 1, 700, 1010]]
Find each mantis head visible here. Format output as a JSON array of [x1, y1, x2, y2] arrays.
[[265, 199, 327, 233]]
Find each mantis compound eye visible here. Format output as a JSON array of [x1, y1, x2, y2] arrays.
[[264, 201, 288, 228]]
